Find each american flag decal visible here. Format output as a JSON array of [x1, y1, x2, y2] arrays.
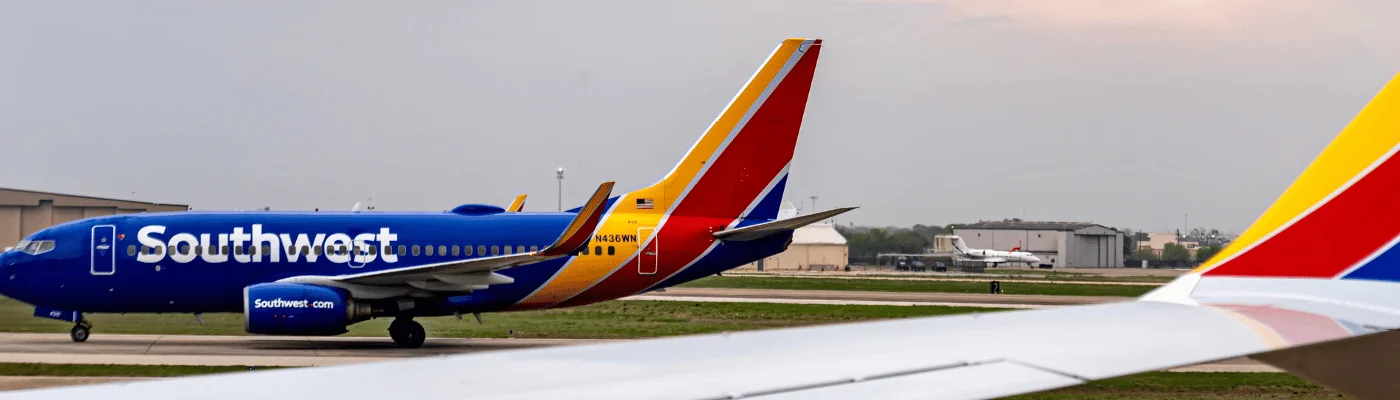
[[636, 198, 654, 209]]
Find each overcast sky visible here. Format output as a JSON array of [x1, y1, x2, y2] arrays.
[[3, 0, 1398, 233]]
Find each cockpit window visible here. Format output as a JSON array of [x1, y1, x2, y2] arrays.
[[13, 240, 55, 255]]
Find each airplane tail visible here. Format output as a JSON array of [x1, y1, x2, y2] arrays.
[[1187, 72, 1400, 281], [614, 38, 822, 223], [949, 236, 971, 255]]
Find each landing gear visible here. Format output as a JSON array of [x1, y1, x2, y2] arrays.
[[388, 318, 425, 349], [70, 320, 92, 343]]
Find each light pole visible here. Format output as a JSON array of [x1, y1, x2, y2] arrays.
[[556, 167, 566, 212]]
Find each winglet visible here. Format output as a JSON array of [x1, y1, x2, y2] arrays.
[[1197, 72, 1400, 279], [539, 182, 614, 256], [507, 194, 527, 213]]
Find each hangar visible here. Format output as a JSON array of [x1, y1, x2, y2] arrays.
[[0, 187, 188, 248], [736, 223, 849, 272], [951, 220, 1124, 268]]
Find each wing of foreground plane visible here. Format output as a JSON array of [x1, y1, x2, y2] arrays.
[[9, 71, 1400, 400]]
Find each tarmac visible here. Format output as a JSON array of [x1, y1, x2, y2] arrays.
[[627, 287, 1129, 308]]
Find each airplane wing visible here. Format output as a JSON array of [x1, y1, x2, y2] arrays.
[[314, 182, 611, 287], [506, 194, 527, 212], [8, 63, 1400, 400], [713, 207, 857, 241]]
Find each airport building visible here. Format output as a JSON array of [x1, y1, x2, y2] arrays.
[[0, 187, 188, 248], [950, 220, 1124, 268], [736, 223, 849, 272]]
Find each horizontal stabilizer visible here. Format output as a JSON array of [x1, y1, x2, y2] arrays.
[[713, 207, 856, 242]]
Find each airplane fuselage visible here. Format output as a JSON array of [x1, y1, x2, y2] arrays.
[[0, 207, 790, 316]]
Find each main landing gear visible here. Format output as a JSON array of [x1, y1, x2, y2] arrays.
[[70, 320, 92, 343], [388, 318, 425, 349]]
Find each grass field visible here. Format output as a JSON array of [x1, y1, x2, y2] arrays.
[[680, 276, 1154, 297], [0, 297, 1009, 338], [0, 363, 284, 377]]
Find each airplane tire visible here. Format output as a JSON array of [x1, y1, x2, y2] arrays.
[[389, 319, 425, 349], [70, 326, 89, 343]]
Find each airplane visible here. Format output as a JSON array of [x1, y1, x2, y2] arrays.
[[946, 235, 1042, 267], [0, 37, 851, 349], [9, 40, 1400, 400]]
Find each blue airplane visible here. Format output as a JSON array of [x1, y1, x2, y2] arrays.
[[0, 38, 852, 348]]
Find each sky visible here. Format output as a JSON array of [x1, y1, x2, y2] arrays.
[[2, 0, 1399, 234]]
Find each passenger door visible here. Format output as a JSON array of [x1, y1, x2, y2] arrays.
[[638, 227, 658, 275], [90, 225, 116, 275]]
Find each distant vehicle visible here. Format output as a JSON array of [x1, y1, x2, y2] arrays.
[[948, 235, 1042, 267]]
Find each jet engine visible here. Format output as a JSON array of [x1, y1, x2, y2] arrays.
[[243, 282, 371, 336]]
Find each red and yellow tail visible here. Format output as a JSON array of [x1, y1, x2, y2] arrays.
[[1197, 73, 1400, 281], [614, 38, 822, 221]]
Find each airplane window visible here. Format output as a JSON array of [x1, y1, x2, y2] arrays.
[[139, 246, 148, 255], [339, 246, 349, 255], [12, 241, 26, 252], [438, 245, 447, 256], [476, 245, 485, 256], [530, 245, 539, 252], [582, 246, 589, 255], [262, 245, 271, 255], [491, 246, 499, 256], [195, 246, 203, 255], [412, 246, 420, 256], [426, 246, 435, 256], [178, 244, 190, 255], [313, 246, 323, 256], [369, 246, 378, 255], [451, 246, 460, 256], [607, 246, 615, 256], [503, 246, 512, 255], [127, 245, 136, 256], [594, 246, 602, 255], [397, 245, 406, 256], [167, 245, 176, 256], [234, 246, 244, 256], [517, 246, 525, 254], [221, 245, 230, 255], [30, 241, 55, 255], [464, 245, 473, 256]]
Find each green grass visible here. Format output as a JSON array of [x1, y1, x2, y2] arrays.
[[0, 297, 1009, 339], [1007, 372, 1346, 399], [0, 363, 286, 377], [680, 276, 1153, 297], [979, 270, 1176, 283]]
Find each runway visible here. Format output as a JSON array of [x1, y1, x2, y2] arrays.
[[626, 287, 1129, 308]]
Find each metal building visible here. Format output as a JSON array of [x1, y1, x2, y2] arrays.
[[0, 187, 188, 248], [736, 223, 849, 272], [951, 221, 1124, 268]]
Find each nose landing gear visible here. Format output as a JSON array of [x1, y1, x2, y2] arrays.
[[388, 318, 425, 349]]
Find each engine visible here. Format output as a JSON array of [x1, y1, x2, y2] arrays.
[[243, 283, 371, 336]]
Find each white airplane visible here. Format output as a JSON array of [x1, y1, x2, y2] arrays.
[[7, 39, 1400, 400], [947, 235, 1042, 267]]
